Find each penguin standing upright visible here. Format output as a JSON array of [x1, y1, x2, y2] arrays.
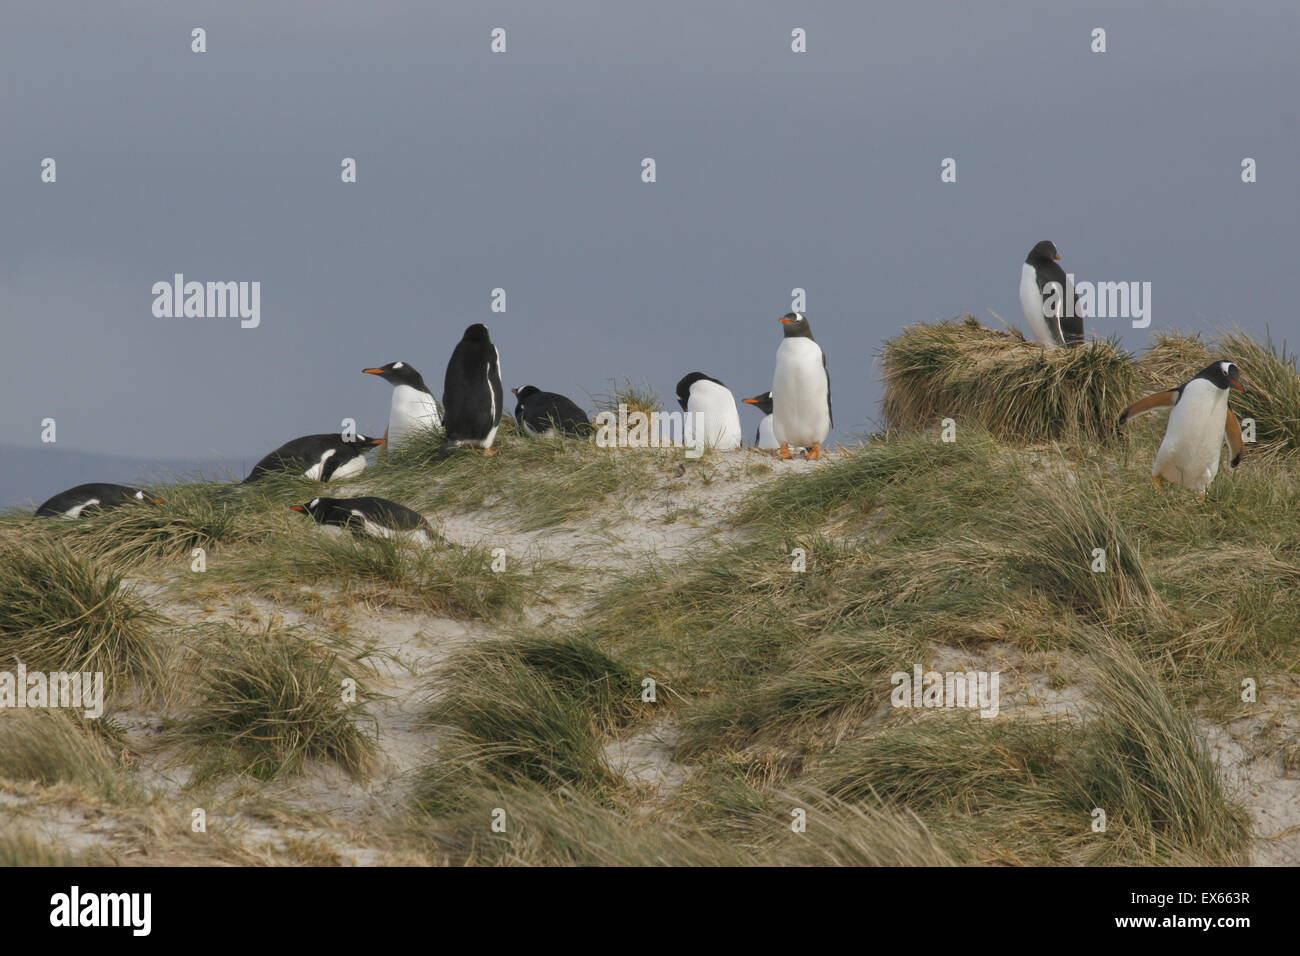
[[1119, 360, 1246, 500], [243, 433, 384, 483], [290, 496, 436, 544], [770, 313, 832, 460], [363, 361, 441, 450], [1019, 240, 1084, 348], [741, 391, 778, 450], [441, 324, 504, 455], [675, 373, 743, 451], [512, 386, 592, 437], [35, 483, 164, 518]]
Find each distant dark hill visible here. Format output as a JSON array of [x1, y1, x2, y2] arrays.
[[0, 444, 250, 511]]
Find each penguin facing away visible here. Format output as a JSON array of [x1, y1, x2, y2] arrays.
[[243, 433, 384, 483], [1019, 240, 1084, 348], [512, 386, 593, 437], [771, 313, 832, 460], [290, 496, 436, 545], [363, 361, 442, 451], [675, 373, 743, 451], [1119, 360, 1246, 499], [36, 482, 165, 518], [442, 324, 505, 455], [741, 391, 778, 450]]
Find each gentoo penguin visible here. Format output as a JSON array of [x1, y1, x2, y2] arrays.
[[741, 391, 779, 450], [1019, 240, 1084, 348], [290, 496, 436, 544], [441, 324, 504, 455], [243, 433, 384, 483], [363, 361, 442, 450], [675, 373, 743, 451], [771, 313, 833, 460], [35, 483, 164, 518], [512, 386, 593, 437], [1119, 361, 1246, 499]]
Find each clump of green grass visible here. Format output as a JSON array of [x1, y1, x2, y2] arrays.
[[203, 529, 544, 620], [0, 538, 163, 691], [1003, 476, 1161, 622], [881, 317, 1136, 443], [416, 641, 631, 814], [0, 710, 141, 803], [595, 378, 662, 418], [174, 623, 377, 784], [1063, 631, 1251, 864]]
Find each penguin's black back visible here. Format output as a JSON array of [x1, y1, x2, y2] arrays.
[[443, 325, 504, 442], [1027, 245, 1084, 347], [316, 496, 430, 533], [243, 433, 373, 483], [36, 482, 153, 517], [515, 389, 592, 436]]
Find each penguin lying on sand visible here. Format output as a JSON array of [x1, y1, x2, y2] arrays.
[[1119, 360, 1246, 500], [512, 386, 592, 437], [243, 433, 384, 483], [36, 483, 165, 518], [290, 496, 436, 544]]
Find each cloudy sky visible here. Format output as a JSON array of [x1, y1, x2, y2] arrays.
[[2, 1, 1295, 505]]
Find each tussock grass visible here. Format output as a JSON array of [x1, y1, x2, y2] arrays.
[[1064, 631, 1251, 863], [881, 317, 1135, 443], [202, 528, 544, 620], [1003, 477, 1161, 622], [0, 833, 118, 867], [0, 538, 163, 692], [595, 378, 663, 418], [0, 710, 140, 803], [416, 639, 638, 813], [358, 429, 664, 530], [174, 623, 377, 784]]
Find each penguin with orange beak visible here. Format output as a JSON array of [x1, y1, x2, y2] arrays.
[[1119, 360, 1246, 500]]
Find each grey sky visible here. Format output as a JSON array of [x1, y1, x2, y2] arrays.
[[2, 1, 1296, 504]]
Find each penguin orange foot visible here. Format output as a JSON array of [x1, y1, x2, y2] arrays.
[[483, 447, 498, 457], [777, 444, 793, 460], [805, 442, 822, 461]]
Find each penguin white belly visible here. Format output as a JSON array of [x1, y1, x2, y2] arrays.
[[686, 381, 742, 450], [1019, 264, 1057, 348], [1153, 383, 1228, 493], [756, 414, 778, 450], [304, 449, 336, 481], [388, 386, 441, 448], [330, 454, 366, 481], [66, 499, 100, 518], [771, 339, 831, 448]]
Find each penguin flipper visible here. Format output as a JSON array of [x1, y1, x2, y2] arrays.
[[1119, 389, 1177, 426], [1224, 409, 1244, 468]]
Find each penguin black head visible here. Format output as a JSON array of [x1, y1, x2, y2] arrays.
[[513, 385, 541, 401], [363, 361, 431, 392], [742, 391, 774, 415], [290, 497, 337, 524], [345, 433, 385, 450], [462, 324, 493, 343], [1198, 361, 1246, 393], [675, 372, 727, 412], [779, 312, 815, 339], [1026, 240, 1061, 265]]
